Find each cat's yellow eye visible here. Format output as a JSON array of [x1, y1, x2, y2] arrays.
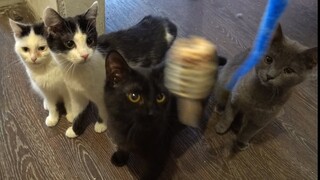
[[264, 56, 273, 64], [284, 67, 295, 74], [38, 46, 46, 51], [64, 40, 75, 49], [127, 93, 141, 103], [156, 93, 166, 103], [22, 47, 29, 52]]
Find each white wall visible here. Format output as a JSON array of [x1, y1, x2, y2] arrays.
[[26, 0, 105, 34], [0, 0, 24, 7], [26, 0, 57, 21]]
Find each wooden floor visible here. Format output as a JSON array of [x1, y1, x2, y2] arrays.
[[0, 0, 317, 179]]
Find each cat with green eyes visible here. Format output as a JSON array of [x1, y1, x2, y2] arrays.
[[213, 25, 317, 151]]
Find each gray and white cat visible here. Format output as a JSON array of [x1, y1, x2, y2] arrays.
[[9, 19, 71, 127], [213, 25, 317, 150], [42, 2, 107, 138]]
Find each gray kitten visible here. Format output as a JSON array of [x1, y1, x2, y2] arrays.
[[213, 25, 317, 150]]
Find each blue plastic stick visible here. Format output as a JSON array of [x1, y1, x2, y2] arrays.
[[226, 0, 289, 90]]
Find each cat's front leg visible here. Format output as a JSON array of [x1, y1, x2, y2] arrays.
[[94, 101, 108, 133], [215, 98, 238, 134], [235, 113, 272, 151], [111, 149, 129, 167], [63, 92, 73, 123], [65, 90, 89, 138], [42, 93, 60, 127]]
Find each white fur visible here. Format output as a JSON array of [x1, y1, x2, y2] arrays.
[[65, 127, 78, 138], [51, 28, 108, 137], [11, 22, 71, 127], [165, 27, 174, 44]]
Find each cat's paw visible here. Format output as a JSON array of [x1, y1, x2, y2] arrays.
[[111, 151, 129, 167], [233, 141, 249, 151], [65, 127, 78, 138], [215, 121, 229, 134], [94, 122, 107, 133], [45, 116, 59, 127], [65, 113, 74, 123]]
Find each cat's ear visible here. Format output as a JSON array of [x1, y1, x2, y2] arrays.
[[302, 47, 318, 69], [9, 19, 27, 38], [271, 24, 283, 43], [43, 7, 65, 34], [84, 1, 98, 20], [105, 51, 130, 85]]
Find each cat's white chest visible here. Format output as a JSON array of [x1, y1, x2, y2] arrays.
[[27, 61, 64, 91]]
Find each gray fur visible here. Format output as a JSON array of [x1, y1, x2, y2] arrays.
[[214, 25, 317, 150]]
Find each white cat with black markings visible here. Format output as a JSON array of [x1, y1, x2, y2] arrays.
[[9, 19, 72, 127], [43, 1, 108, 138]]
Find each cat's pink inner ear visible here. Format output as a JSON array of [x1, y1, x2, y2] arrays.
[[303, 47, 318, 69], [9, 19, 24, 37], [85, 1, 98, 20], [43, 8, 64, 30]]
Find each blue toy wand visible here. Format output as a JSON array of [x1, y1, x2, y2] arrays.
[[226, 0, 289, 91]]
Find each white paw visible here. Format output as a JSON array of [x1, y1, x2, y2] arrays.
[[65, 113, 74, 123], [43, 100, 48, 110], [94, 122, 107, 133], [45, 116, 59, 127], [65, 127, 78, 138]]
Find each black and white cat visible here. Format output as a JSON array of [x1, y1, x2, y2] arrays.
[[9, 19, 71, 127], [213, 25, 318, 150], [43, 2, 179, 138], [43, 2, 108, 137], [104, 50, 182, 180]]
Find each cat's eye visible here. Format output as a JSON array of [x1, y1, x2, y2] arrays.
[[264, 56, 273, 64], [64, 40, 75, 49], [38, 46, 46, 51], [127, 93, 142, 103], [86, 37, 94, 45], [284, 67, 295, 74], [156, 93, 166, 103], [22, 47, 29, 52]]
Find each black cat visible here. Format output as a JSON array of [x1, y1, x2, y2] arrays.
[[104, 50, 182, 179]]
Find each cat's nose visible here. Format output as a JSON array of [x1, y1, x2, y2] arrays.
[[31, 57, 37, 62], [81, 54, 89, 60], [266, 74, 274, 81]]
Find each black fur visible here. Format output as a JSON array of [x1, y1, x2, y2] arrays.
[[104, 51, 182, 179], [97, 15, 177, 67], [17, 22, 45, 37], [46, 14, 97, 53]]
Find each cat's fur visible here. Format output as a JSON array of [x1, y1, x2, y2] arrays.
[[213, 25, 317, 150], [97, 15, 177, 67], [43, 2, 108, 137], [104, 51, 182, 180], [9, 19, 71, 127]]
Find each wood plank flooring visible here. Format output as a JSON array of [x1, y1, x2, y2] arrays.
[[0, 0, 318, 179]]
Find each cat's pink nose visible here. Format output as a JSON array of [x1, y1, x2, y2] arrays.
[[31, 57, 37, 62], [81, 54, 89, 60]]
